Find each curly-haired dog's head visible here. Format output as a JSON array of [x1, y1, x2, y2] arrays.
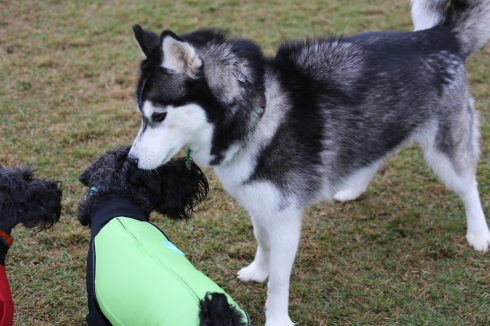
[[78, 146, 209, 226], [0, 164, 62, 235]]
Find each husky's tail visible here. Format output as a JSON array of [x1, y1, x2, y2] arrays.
[[411, 0, 490, 57]]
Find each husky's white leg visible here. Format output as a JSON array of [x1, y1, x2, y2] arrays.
[[333, 159, 382, 202], [418, 109, 490, 251], [264, 206, 301, 326], [238, 198, 301, 326], [427, 153, 490, 251], [460, 186, 490, 251], [238, 220, 270, 283]]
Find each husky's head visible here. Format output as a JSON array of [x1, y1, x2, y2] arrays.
[[128, 25, 265, 170]]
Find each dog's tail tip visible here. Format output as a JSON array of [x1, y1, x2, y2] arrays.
[[198, 292, 248, 326], [411, 0, 490, 56], [410, 0, 447, 31]]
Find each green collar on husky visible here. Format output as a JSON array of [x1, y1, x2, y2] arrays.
[[185, 104, 265, 168], [185, 148, 192, 168]]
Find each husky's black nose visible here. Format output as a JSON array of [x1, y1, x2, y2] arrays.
[[127, 155, 139, 166]]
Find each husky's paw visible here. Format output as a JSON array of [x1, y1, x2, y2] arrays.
[[265, 310, 295, 326], [333, 188, 364, 202], [265, 318, 295, 326], [237, 262, 269, 283], [467, 230, 490, 252]]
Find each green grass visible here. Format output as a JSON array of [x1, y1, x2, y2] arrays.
[[1, 0, 490, 325]]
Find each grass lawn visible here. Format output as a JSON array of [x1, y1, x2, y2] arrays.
[[1, 0, 489, 325]]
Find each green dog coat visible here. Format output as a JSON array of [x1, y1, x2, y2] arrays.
[[85, 197, 250, 326]]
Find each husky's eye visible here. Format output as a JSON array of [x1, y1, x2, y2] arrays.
[[152, 113, 167, 122]]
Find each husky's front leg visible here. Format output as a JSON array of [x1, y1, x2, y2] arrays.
[[238, 220, 271, 283], [265, 209, 302, 326], [239, 206, 302, 326]]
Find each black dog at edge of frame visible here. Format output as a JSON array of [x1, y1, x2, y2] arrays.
[[0, 164, 62, 325], [0, 164, 62, 234]]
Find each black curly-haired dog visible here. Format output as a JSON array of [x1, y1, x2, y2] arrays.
[[0, 165, 61, 234], [78, 145, 209, 226], [0, 164, 62, 325], [78, 146, 249, 326]]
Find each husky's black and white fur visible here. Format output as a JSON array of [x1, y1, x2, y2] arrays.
[[127, 1, 490, 324]]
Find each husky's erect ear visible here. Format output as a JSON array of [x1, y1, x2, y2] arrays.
[[160, 30, 202, 78], [132, 24, 160, 59]]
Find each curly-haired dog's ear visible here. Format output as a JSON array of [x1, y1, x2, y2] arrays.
[[79, 166, 93, 187], [79, 153, 106, 187], [151, 159, 209, 220]]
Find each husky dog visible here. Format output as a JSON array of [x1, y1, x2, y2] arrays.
[[127, 0, 490, 324]]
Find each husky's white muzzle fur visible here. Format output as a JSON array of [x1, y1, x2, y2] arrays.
[[129, 101, 214, 169]]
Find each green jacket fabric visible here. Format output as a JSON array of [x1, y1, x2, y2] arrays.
[[85, 197, 250, 326]]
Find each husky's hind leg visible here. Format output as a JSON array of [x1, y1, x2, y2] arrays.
[[418, 97, 490, 251], [424, 149, 490, 251], [333, 159, 383, 202]]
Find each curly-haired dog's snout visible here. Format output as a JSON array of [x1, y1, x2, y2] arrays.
[[0, 165, 62, 235], [126, 155, 138, 167]]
